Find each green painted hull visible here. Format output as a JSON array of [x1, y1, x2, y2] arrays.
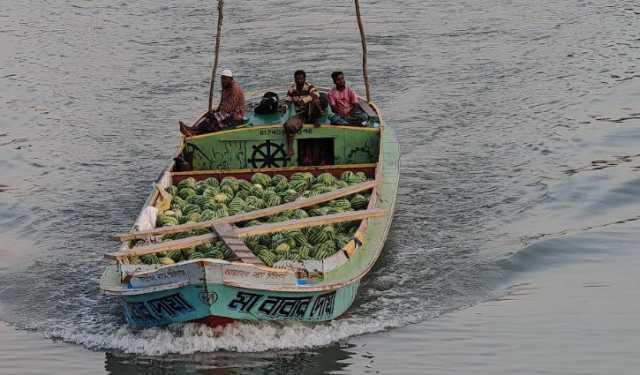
[[118, 273, 359, 328]]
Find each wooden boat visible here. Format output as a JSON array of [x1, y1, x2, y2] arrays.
[[100, 1, 399, 328]]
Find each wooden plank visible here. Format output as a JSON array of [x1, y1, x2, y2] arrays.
[[105, 232, 217, 260], [115, 180, 377, 241], [236, 208, 386, 237], [171, 163, 377, 180], [213, 223, 263, 265], [106, 208, 386, 261]]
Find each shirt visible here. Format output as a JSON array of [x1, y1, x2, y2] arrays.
[[328, 86, 358, 118], [218, 80, 245, 122], [287, 82, 319, 112]]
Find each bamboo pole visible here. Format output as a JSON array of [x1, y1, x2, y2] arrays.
[[208, 0, 224, 113], [354, 0, 371, 103]]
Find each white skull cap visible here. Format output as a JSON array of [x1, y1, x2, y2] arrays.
[[221, 69, 233, 78]]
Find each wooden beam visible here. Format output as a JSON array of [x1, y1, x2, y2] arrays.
[[105, 232, 218, 260], [236, 208, 386, 237], [213, 223, 262, 265], [114, 180, 376, 241], [105, 208, 386, 260], [171, 163, 377, 179]]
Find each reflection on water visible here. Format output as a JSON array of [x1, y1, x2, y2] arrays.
[[1, 0, 640, 373]]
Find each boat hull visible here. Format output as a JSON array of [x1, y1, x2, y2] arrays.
[[120, 277, 359, 328]]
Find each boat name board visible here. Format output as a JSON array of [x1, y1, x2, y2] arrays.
[[125, 293, 195, 324], [129, 268, 189, 289], [258, 127, 313, 137], [227, 290, 336, 320], [223, 266, 297, 285]]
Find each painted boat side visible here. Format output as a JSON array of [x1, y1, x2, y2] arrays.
[[119, 273, 359, 328]]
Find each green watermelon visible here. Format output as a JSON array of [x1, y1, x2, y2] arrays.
[[251, 172, 271, 187], [178, 187, 197, 199], [316, 172, 336, 186], [177, 177, 197, 190]]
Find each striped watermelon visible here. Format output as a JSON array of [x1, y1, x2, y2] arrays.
[[251, 172, 271, 187], [316, 172, 336, 186], [204, 177, 219, 187], [350, 194, 369, 209], [177, 177, 197, 190]]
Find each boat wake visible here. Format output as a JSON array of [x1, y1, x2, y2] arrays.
[[45, 317, 402, 355]]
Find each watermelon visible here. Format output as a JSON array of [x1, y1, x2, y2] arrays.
[[235, 189, 251, 200], [178, 187, 197, 199], [221, 177, 240, 192], [177, 177, 197, 190], [275, 243, 290, 254], [203, 177, 219, 187], [229, 197, 246, 214], [141, 254, 160, 265], [331, 198, 352, 211], [316, 172, 336, 186], [291, 179, 310, 193], [340, 171, 355, 182], [251, 172, 271, 187], [157, 214, 179, 227], [350, 194, 369, 209], [166, 185, 178, 196], [213, 193, 231, 204], [265, 194, 282, 207]]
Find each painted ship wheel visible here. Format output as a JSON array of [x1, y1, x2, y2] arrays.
[[248, 140, 288, 168]]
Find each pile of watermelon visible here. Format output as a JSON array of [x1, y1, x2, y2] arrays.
[[131, 171, 371, 266]]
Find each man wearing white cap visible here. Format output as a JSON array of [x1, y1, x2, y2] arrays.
[[180, 69, 245, 136]]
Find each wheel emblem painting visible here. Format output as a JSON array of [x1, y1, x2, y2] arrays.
[[249, 140, 287, 168]]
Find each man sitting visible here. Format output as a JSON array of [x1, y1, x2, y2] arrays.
[[327, 71, 368, 126], [283, 70, 328, 157], [180, 69, 245, 136]]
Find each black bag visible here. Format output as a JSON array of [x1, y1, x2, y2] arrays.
[[254, 92, 279, 115]]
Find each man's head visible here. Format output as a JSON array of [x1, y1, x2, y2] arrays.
[[221, 69, 234, 89], [331, 71, 346, 90], [294, 70, 306, 87]]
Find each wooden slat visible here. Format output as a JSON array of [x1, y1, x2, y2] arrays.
[[105, 208, 386, 260], [105, 232, 217, 260], [213, 223, 262, 265], [115, 180, 377, 241], [236, 208, 386, 237]]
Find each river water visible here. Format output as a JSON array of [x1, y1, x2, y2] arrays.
[[1, 0, 639, 374]]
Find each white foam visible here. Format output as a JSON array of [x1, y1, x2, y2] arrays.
[[45, 316, 404, 355]]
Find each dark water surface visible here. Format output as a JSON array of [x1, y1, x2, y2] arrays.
[[1, 0, 640, 374]]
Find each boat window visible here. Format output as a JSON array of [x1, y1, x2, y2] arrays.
[[297, 138, 335, 166]]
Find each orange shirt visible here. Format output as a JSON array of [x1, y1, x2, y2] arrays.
[[218, 80, 245, 122]]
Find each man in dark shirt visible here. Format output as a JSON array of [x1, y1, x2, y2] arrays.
[[283, 70, 327, 157]]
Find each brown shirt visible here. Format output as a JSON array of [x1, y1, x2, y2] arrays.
[[218, 80, 245, 122]]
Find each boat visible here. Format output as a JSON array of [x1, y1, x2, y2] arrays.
[[100, 0, 400, 328]]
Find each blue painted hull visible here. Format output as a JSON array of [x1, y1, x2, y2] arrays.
[[121, 281, 360, 328]]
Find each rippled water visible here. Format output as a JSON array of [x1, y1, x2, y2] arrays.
[[1, 0, 640, 374]]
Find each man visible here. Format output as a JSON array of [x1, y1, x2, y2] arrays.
[[180, 69, 245, 136], [283, 70, 328, 157], [327, 71, 368, 126]]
